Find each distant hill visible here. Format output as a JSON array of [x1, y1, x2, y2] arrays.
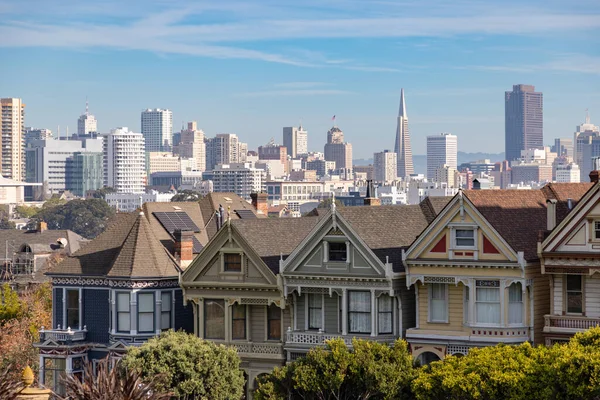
[[353, 152, 504, 176]]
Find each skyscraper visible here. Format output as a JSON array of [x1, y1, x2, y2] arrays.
[[374, 150, 397, 183], [77, 100, 98, 136], [573, 111, 600, 171], [0, 98, 25, 180], [175, 121, 206, 172], [505, 84, 543, 162], [394, 89, 414, 178], [141, 108, 173, 152], [103, 127, 146, 193], [283, 125, 308, 158], [205, 133, 245, 170], [324, 126, 352, 179], [427, 133, 458, 180]]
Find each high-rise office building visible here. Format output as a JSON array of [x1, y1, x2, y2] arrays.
[[205, 133, 245, 170], [211, 162, 266, 200], [103, 127, 146, 193], [24, 128, 52, 147], [1, 98, 25, 180], [552, 138, 574, 160], [394, 89, 414, 178], [573, 112, 600, 172], [505, 84, 543, 162], [283, 125, 308, 158], [174, 121, 206, 172], [374, 150, 397, 183], [141, 108, 173, 152], [324, 126, 353, 179], [77, 100, 98, 136], [66, 152, 104, 197], [427, 133, 458, 181]]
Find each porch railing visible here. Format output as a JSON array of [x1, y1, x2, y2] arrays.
[[544, 315, 600, 331], [39, 326, 87, 343]]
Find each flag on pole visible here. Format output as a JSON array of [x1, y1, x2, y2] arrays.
[[332, 115, 336, 121]]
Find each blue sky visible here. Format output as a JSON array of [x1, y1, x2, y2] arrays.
[[1, 0, 598, 158]]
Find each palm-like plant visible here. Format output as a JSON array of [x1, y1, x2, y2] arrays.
[[0, 365, 22, 400], [62, 359, 171, 400]]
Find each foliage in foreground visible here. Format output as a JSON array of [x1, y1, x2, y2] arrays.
[[255, 338, 416, 400], [121, 330, 245, 400], [412, 327, 600, 400], [62, 359, 171, 400], [0, 365, 21, 400]]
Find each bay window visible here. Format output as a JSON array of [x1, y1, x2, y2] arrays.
[[566, 275, 583, 314], [508, 283, 523, 324], [267, 304, 281, 340], [348, 291, 371, 334], [308, 294, 322, 330], [116, 292, 130, 332], [204, 299, 225, 339], [475, 280, 500, 324], [232, 304, 246, 340], [429, 283, 448, 322], [161, 292, 172, 330], [138, 292, 155, 333], [378, 294, 393, 334]]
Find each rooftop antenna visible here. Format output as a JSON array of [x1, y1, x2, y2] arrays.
[[586, 108, 590, 124], [85, 96, 89, 116], [57, 125, 60, 141], [66, 126, 69, 140]]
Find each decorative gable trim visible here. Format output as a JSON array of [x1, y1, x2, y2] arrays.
[[51, 277, 179, 288], [430, 235, 447, 253], [483, 235, 500, 254]]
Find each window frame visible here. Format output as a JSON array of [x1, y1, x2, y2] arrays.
[[377, 294, 393, 334], [66, 289, 80, 330], [428, 283, 449, 323], [267, 304, 282, 341], [508, 282, 524, 325], [348, 290, 371, 334], [307, 294, 323, 330], [475, 280, 501, 325], [231, 303, 247, 340], [594, 221, 600, 240], [223, 253, 242, 272], [137, 292, 155, 334], [565, 275, 584, 315], [160, 291, 172, 331], [328, 241, 347, 262], [116, 291, 131, 333], [204, 299, 225, 340], [455, 228, 475, 248]]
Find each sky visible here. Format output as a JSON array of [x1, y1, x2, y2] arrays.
[[0, 0, 599, 158]]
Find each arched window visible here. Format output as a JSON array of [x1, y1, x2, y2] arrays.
[[20, 244, 32, 253], [417, 351, 441, 366]]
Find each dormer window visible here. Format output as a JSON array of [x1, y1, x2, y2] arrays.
[[328, 242, 347, 262], [224, 253, 242, 272], [455, 229, 475, 247]]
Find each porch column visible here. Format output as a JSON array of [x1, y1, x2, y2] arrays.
[[78, 288, 83, 330], [155, 292, 162, 334], [38, 355, 44, 386], [341, 289, 348, 335], [292, 293, 298, 331], [370, 289, 376, 337], [131, 291, 138, 335], [225, 301, 231, 342], [192, 300, 198, 336], [415, 285, 419, 329], [65, 356, 73, 375], [110, 291, 116, 334], [62, 288, 66, 329], [198, 298, 204, 339], [468, 280, 474, 325]]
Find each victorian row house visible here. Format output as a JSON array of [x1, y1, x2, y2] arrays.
[[38, 181, 600, 398]]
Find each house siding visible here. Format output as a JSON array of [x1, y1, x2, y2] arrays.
[[174, 289, 194, 333], [83, 288, 110, 344], [295, 295, 305, 330], [54, 288, 63, 329], [418, 282, 464, 331], [397, 277, 416, 337], [527, 265, 549, 346], [586, 275, 600, 318], [283, 306, 292, 332], [553, 275, 563, 315], [250, 305, 266, 341], [324, 294, 339, 333]]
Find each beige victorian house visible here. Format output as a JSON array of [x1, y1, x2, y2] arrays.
[[404, 184, 591, 363], [541, 181, 600, 344]]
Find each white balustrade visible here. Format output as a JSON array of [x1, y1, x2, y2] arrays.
[[40, 326, 87, 342], [545, 315, 600, 331], [232, 342, 283, 355]]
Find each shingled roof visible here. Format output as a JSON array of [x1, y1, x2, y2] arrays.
[[464, 182, 594, 261], [231, 217, 320, 273], [0, 229, 87, 259], [47, 212, 180, 279]]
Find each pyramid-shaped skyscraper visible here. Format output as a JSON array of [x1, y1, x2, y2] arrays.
[[394, 88, 414, 178]]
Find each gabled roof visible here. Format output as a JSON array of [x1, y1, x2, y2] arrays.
[[231, 217, 320, 273], [463, 183, 593, 261], [47, 212, 180, 279], [0, 229, 87, 258], [200, 192, 265, 239]]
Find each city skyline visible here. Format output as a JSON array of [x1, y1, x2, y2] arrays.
[[1, 0, 598, 158]]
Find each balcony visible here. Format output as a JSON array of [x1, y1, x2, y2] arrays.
[[39, 326, 87, 343], [544, 315, 600, 334], [285, 329, 395, 348], [231, 342, 284, 360]]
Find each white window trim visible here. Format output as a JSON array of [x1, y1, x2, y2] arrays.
[[564, 274, 585, 315], [115, 291, 131, 334], [507, 282, 525, 327], [305, 293, 325, 331], [473, 281, 502, 327], [63, 287, 83, 331], [451, 226, 478, 250], [220, 250, 244, 274], [428, 283, 449, 323]]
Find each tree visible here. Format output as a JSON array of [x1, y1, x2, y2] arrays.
[[42, 196, 67, 209], [14, 205, 39, 219], [121, 330, 245, 399], [0, 365, 21, 400], [87, 186, 116, 200], [26, 198, 115, 239], [255, 338, 416, 400], [171, 190, 203, 202], [63, 359, 171, 400]]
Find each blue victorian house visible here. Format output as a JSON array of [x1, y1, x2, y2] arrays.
[[35, 211, 194, 394]]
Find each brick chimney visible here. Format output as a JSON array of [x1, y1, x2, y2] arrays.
[[173, 229, 194, 269], [363, 180, 381, 206], [590, 170, 599, 183], [250, 192, 268, 215], [38, 221, 47, 233]]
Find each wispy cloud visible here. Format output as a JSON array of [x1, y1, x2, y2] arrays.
[[460, 54, 600, 75], [274, 82, 331, 89], [235, 89, 352, 98]]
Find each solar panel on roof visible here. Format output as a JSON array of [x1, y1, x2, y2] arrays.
[[192, 236, 204, 253], [153, 212, 200, 233], [235, 209, 257, 219]]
